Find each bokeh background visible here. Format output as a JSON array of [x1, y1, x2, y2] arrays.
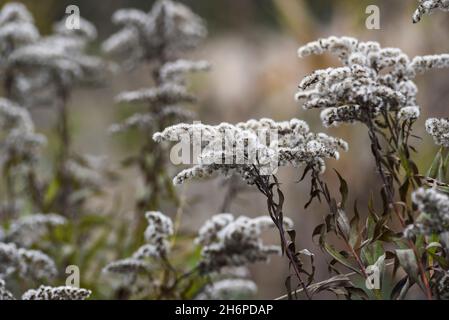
[[1, 0, 449, 299]]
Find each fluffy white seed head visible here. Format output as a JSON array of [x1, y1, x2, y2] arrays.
[[397, 106, 420, 121], [132, 244, 160, 260], [0, 3, 34, 25], [53, 16, 97, 42], [426, 118, 449, 147], [195, 279, 257, 300], [160, 59, 211, 84], [6, 213, 66, 247], [0, 98, 46, 171], [296, 37, 449, 127], [102, 211, 174, 281], [0, 242, 57, 280], [5, 15, 105, 108], [154, 118, 348, 185], [115, 83, 196, 106], [197, 214, 293, 272], [0, 279, 15, 300], [406, 188, 449, 237], [17, 248, 58, 280], [434, 271, 449, 299], [413, 0, 449, 23], [0, 2, 38, 61], [102, 258, 151, 275], [22, 286, 91, 300], [103, 0, 206, 67], [144, 211, 174, 256]]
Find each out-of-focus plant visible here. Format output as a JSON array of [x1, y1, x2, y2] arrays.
[[102, 211, 285, 299], [0, 213, 93, 300], [0, 279, 92, 300], [0, 3, 44, 218], [6, 12, 110, 217], [0, 2, 113, 300], [103, 0, 210, 249], [0, 98, 46, 218]]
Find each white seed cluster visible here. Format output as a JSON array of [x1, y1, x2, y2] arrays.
[[5, 12, 105, 108], [0, 242, 57, 280], [103, 0, 206, 67], [115, 83, 196, 106], [6, 213, 66, 247], [110, 87, 199, 134], [296, 36, 449, 127], [52, 16, 97, 42], [63, 155, 111, 189], [102, 258, 151, 275], [0, 2, 39, 67], [106, 1, 210, 135], [0, 242, 20, 278], [154, 118, 348, 185], [195, 279, 257, 300], [103, 211, 173, 278], [132, 244, 160, 260], [397, 106, 421, 122], [109, 113, 154, 134], [0, 279, 15, 300], [413, 0, 449, 23], [405, 188, 449, 238], [426, 118, 449, 147], [434, 271, 449, 300], [0, 98, 46, 165], [22, 286, 91, 300], [144, 211, 174, 257], [197, 214, 293, 272], [18, 248, 58, 280], [160, 59, 210, 84]]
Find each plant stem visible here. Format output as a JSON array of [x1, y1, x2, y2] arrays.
[[254, 172, 311, 299], [315, 174, 369, 279], [366, 116, 433, 300]]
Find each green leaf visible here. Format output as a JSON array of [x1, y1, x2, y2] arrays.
[[443, 152, 449, 180], [399, 146, 411, 176], [391, 276, 411, 300], [79, 214, 111, 232], [399, 178, 410, 202], [336, 208, 350, 240], [335, 170, 348, 209], [349, 201, 361, 248], [396, 249, 419, 283], [44, 177, 60, 207], [324, 243, 360, 274], [427, 148, 443, 179]]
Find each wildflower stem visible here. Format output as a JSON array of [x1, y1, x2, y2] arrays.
[[367, 114, 432, 299], [366, 116, 394, 205], [55, 87, 72, 217], [254, 171, 312, 299], [315, 174, 368, 279]]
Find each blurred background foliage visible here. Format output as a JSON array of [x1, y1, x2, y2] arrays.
[[1, 0, 448, 299]]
